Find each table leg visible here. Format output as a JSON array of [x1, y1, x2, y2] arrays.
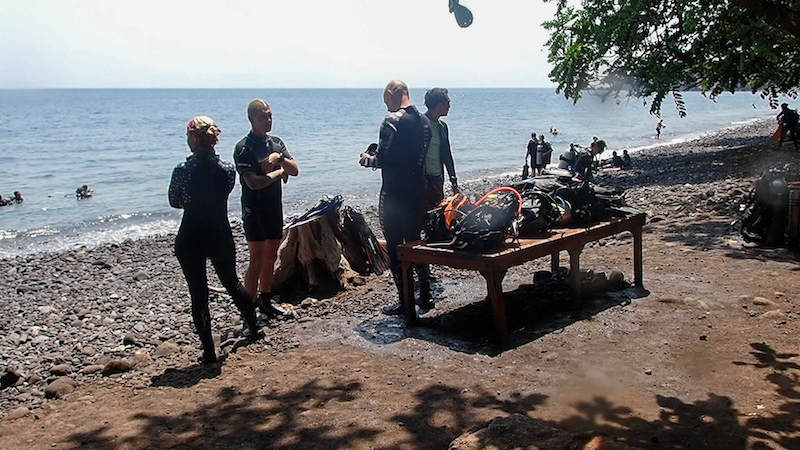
[[568, 247, 583, 307], [480, 270, 508, 344], [551, 251, 560, 272], [401, 262, 416, 324], [633, 226, 643, 288]]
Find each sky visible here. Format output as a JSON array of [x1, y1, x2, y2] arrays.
[[0, 0, 558, 88]]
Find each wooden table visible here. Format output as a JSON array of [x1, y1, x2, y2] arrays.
[[397, 212, 646, 343]]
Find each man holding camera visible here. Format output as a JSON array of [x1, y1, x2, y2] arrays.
[[359, 80, 430, 315]]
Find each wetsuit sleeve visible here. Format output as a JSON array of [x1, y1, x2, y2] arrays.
[[221, 160, 236, 195], [574, 153, 592, 180], [168, 163, 186, 209], [234, 142, 257, 175], [373, 114, 399, 168], [441, 122, 457, 180], [270, 137, 293, 160]]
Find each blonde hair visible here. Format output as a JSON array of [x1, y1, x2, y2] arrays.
[[187, 115, 221, 148]]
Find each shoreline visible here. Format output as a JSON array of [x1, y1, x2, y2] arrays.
[[0, 117, 778, 261]]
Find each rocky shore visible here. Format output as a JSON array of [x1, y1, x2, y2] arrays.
[[1, 116, 798, 420]]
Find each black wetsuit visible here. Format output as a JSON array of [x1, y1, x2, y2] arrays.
[[573, 150, 595, 182], [169, 151, 257, 357], [369, 106, 430, 296], [233, 132, 293, 241]]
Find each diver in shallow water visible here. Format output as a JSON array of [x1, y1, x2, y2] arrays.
[[76, 185, 93, 199]]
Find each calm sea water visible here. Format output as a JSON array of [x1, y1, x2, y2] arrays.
[[0, 88, 777, 258]]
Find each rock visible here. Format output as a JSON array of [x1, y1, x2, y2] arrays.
[[752, 297, 775, 306], [449, 413, 579, 449], [133, 323, 146, 333], [533, 271, 552, 284], [699, 335, 708, 341], [38, 305, 56, 314], [123, 334, 139, 346], [27, 374, 42, 385], [49, 364, 72, 376], [1, 367, 23, 389], [300, 298, 317, 308], [759, 310, 785, 319], [131, 349, 152, 367], [154, 341, 179, 357], [102, 359, 132, 376], [645, 369, 653, 375], [4, 406, 30, 421], [351, 276, 367, 286], [82, 365, 104, 375], [132, 270, 149, 281], [80, 346, 96, 356], [44, 377, 76, 399]]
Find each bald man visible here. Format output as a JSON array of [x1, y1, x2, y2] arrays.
[[234, 98, 299, 321], [359, 80, 431, 315]]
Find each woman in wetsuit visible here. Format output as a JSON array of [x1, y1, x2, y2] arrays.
[[168, 116, 259, 364]]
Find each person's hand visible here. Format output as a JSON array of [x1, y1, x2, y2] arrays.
[[282, 169, 289, 183], [359, 153, 370, 167], [267, 152, 282, 166]]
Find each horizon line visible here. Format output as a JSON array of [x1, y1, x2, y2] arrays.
[[0, 86, 559, 91]]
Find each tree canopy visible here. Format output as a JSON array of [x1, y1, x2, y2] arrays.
[[542, 0, 800, 116]]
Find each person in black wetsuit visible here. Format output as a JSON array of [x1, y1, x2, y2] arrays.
[[359, 80, 431, 315], [169, 115, 259, 364], [234, 99, 299, 318], [524, 133, 538, 177], [573, 139, 606, 183]]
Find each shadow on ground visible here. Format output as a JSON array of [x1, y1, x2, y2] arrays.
[[66, 342, 799, 449], [355, 279, 644, 356], [657, 218, 800, 268]]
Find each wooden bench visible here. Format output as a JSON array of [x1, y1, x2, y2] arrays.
[[397, 212, 646, 344]]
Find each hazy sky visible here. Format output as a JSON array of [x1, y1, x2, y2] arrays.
[[0, 0, 558, 88]]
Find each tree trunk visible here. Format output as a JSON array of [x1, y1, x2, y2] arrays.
[[272, 210, 359, 292]]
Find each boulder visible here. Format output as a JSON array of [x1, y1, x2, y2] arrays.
[[153, 341, 179, 357], [82, 365, 104, 375], [44, 377, 76, 399], [4, 406, 30, 421], [1, 367, 24, 389], [102, 359, 133, 376], [49, 364, 72, 376], [449, 414, 579, 449]]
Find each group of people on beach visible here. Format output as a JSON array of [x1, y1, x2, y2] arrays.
[[524, 133, 631, 182], [169, 82, 460, 362]]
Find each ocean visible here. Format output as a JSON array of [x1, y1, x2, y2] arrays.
[[0, 88, 778, 258]]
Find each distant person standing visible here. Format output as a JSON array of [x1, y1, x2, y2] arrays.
[[776, 103, 799, 150], [359, 80, 430, 315], [536, 134, 553, 175], [422, 88, 459, 212], [234, 99, 300, 318], [169, 116, 260, 363], [525, 133, 538, 177], [558, 143, 578, 170], [574, 140, 606, 183], [656, 119, 665, 139]]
